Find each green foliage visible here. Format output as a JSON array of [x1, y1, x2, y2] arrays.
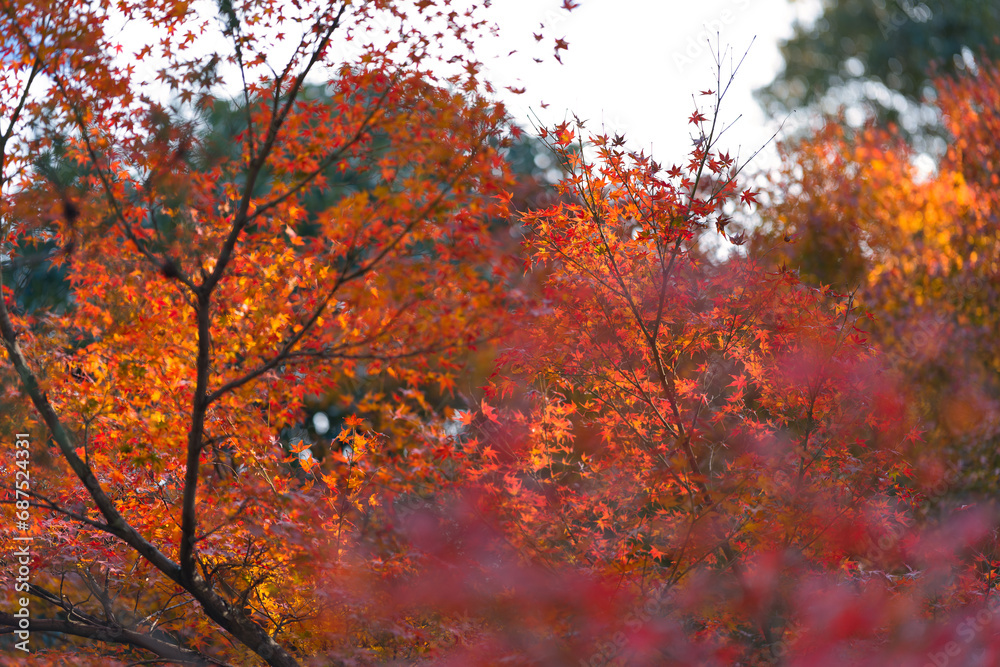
[[758, 0, 1000, 135]]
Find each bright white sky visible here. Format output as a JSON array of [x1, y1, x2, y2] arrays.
[[111, 0, 822, 174], [483, 0, 822, 172]]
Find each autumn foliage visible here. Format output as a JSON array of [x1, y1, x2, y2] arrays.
[[1, 1, 1000, 666], [756, 58, 1000, 496]]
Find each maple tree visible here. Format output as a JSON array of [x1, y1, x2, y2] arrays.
[[0, 0, 575, 664], [469, 75, 918, 661]]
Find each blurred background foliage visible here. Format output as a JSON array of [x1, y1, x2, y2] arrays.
[[755, 15, 1000, 501]]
